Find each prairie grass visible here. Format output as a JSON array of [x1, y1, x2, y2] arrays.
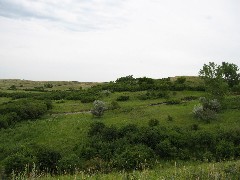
[[11, 160, 240, 180]]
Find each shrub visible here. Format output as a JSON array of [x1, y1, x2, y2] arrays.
[[101, 90, 111, 97], [167, 115, 173, 121], [181, 96, 198, 101], [58, 154, 82, 174], [193, 97, 221, 122], [109, 101, 120, 110], [36, 147, 61, 174], [193, 105, 217, 122], [191, 124, 199, 131], [101, 126, 119, 141], [8, 85, 17, 90], [216, 140, 235, 160], [223, 96, 240, 110], [199, 97, 221, 112], [0, 115, 10, 129], [44, 83, 53, 88], [81, 96, 96, 103], [114, 144, 155, 170], [116, 96, 129, 101], [175, 77, 186, 84], [165, 99, 181, 105], [232, 84, 240, 94], [148, 119, 159, 127], [3, 153, 34, 176], [91, 100, 107, 117], [155, 139, 177, 158], [88, 122, 106, 136], [119, 124, 138, 137]]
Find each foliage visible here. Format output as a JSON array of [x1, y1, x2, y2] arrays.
[[114, 144, 155, 170], [36, 147, 61, 174], [221, 62, 240, 88], [8, 85, 17, 90], [90, 100, 107, 117], [199, 61, 240, 99], [0, 99, 51, 129], [193, 105, 217, 122], [78, 122, 240, 173], [109, 101, 121, 110], [193, 97, 221, 122], [3, 153, 34, 176], [199, 97, 221, 112], [175, 77, 186, 84], [199, 62, 229, 100], [165, 99, 181, 105], [116, 96, 129, 101], [148, 119, 159, 127], [44, 83, 53, 88]]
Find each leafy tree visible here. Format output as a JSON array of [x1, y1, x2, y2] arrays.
[[221, 62, 240, 88], [115, 75, 136, 84], [199, 62, 228, 100]]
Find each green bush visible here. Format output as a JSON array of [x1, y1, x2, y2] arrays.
[[44, 83, 53, 88], [3, 153, 34, 176], [58, 154, 83, 174], [216, 141, 235, 160], [116, 96, 129, 101], [81, 96, 96, 103], [148, 119, 159, 127], [109, 101, 120, 110], [155, 139, 177, 158], [90, 100, 107, 117], [36, 147, 61, 174], [114, 144, 155, 170], [165, 99, 181, 105], [88, 122, 106, 136], [199, 97, 221, 112], [193, 105, 217, 122]]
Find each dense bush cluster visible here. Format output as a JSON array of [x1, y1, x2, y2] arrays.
[[3, 146, 62, 176], [100, 76, 205, 92], [116, 96, 129, 101], [73, 122, 240, 172], [0, 99, 52, 129], [138, 90, 169, 100], [2, 121, 240, 176], [0, 89, 100, 102]]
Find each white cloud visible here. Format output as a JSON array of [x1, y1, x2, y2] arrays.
[[0, 0, 240, 81]]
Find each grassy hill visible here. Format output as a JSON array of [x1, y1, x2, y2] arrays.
[[0, 76, 239, 179]]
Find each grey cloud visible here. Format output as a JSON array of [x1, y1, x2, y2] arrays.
[[0, 0, 129, 31]]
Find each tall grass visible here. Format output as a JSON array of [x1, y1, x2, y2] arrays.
[[9, 160, 240, 180]]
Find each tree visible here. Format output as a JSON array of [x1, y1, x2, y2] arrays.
[[199, 62, 228, 100], [221, 62, 240, 88], [91, 100, 107, 117]]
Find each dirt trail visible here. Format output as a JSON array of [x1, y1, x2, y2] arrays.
[[51, 110, 91, 116]]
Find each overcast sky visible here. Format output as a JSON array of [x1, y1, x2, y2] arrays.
[[0, 0, 240, 82]]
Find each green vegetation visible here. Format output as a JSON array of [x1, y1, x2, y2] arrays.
[[0, 62, 239, 179]]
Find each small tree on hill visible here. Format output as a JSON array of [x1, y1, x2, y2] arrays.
[[91, 100, 107, 117]]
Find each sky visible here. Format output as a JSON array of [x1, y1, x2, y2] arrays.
[[0, 0, 240, 82]]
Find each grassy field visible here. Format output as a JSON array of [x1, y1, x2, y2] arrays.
[[0, 79, 99, 91], [0, 77, 239, 179]]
